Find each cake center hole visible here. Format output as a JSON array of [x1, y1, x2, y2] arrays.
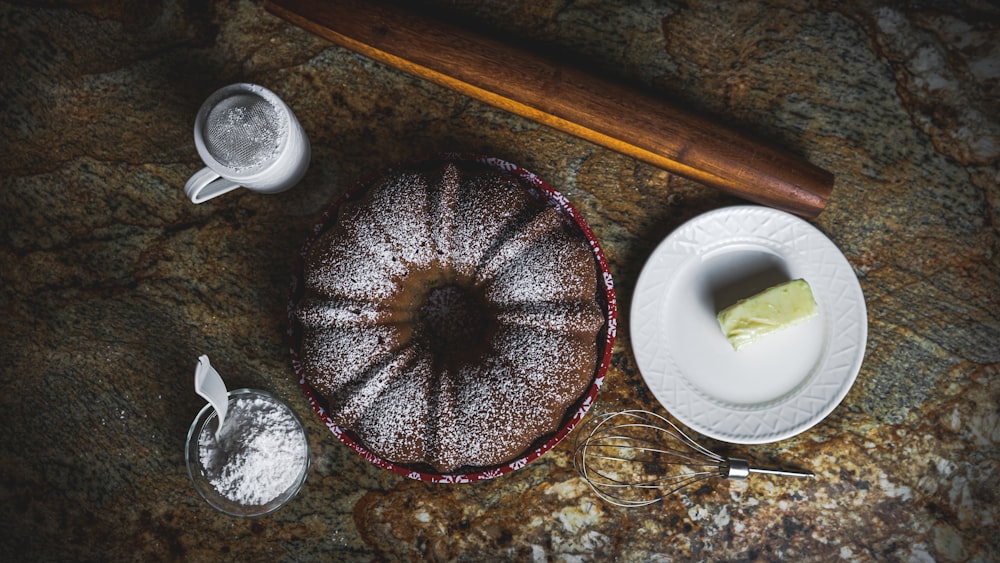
[[420, 284, 491, 358]]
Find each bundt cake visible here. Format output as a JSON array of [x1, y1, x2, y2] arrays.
[[294, 159, 605, 473]]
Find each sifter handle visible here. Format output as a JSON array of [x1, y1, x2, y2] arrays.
[[185, 167, 242, 204], [726, 458, 816, 480], [266, 0, 834, 217]]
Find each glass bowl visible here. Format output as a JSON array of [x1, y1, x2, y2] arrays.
[[185, 388, 310, 517]]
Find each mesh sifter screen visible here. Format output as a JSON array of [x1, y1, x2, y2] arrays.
[[203, 93, 285, 171]]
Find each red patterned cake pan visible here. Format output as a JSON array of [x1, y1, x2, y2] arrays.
[[287, 154, 617, 482]]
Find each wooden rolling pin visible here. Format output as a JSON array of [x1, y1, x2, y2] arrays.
[[265, 0, 834, 217]]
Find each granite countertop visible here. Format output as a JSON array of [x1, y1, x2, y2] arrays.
[[1, 0, 997, 560]]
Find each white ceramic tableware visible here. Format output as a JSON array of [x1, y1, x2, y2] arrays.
[[185, 83, 310, 204]]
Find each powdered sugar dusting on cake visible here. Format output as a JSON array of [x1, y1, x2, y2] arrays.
[[305, 210, 408, 302], [336, 345, 417, 426], [473, 205, 564, 283], [296, 296, 385, 327], [427, 164, 458, 268], [294, 160, 605, 473], [364, 172, 436, 268], [298, 321, 398, 398], [304, 172, 435, 303], [353, 349, 434, 464], [435, 325, 595, 468], [485, 226, 596, 305], [494, 301, 604, 334], [446, 170, 531, 277]]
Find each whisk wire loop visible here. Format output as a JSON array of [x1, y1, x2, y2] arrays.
[[574, 410, 813, 507]]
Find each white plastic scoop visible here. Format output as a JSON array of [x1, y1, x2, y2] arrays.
[[194, 355, 229, 440]]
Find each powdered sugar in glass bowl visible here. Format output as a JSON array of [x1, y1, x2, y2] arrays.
[[185, 388, 310, 517]]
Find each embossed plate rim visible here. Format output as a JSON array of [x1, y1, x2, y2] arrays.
[[630, 205, 867, 444]]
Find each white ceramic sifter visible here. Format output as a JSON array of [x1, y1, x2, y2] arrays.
[[185, 83, 310, 204]]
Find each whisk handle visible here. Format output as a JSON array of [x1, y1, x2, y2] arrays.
[[726, 458, 815, 480]]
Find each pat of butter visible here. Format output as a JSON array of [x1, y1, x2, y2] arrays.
[[717, 279, 818, 351]]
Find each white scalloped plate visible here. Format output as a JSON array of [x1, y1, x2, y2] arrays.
[[631, 206, 867, 444]]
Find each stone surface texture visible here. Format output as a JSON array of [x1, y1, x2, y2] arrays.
[[1, 0, 997, 561]]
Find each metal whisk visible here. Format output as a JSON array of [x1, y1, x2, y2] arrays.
[[573, 410, 815, 507]]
